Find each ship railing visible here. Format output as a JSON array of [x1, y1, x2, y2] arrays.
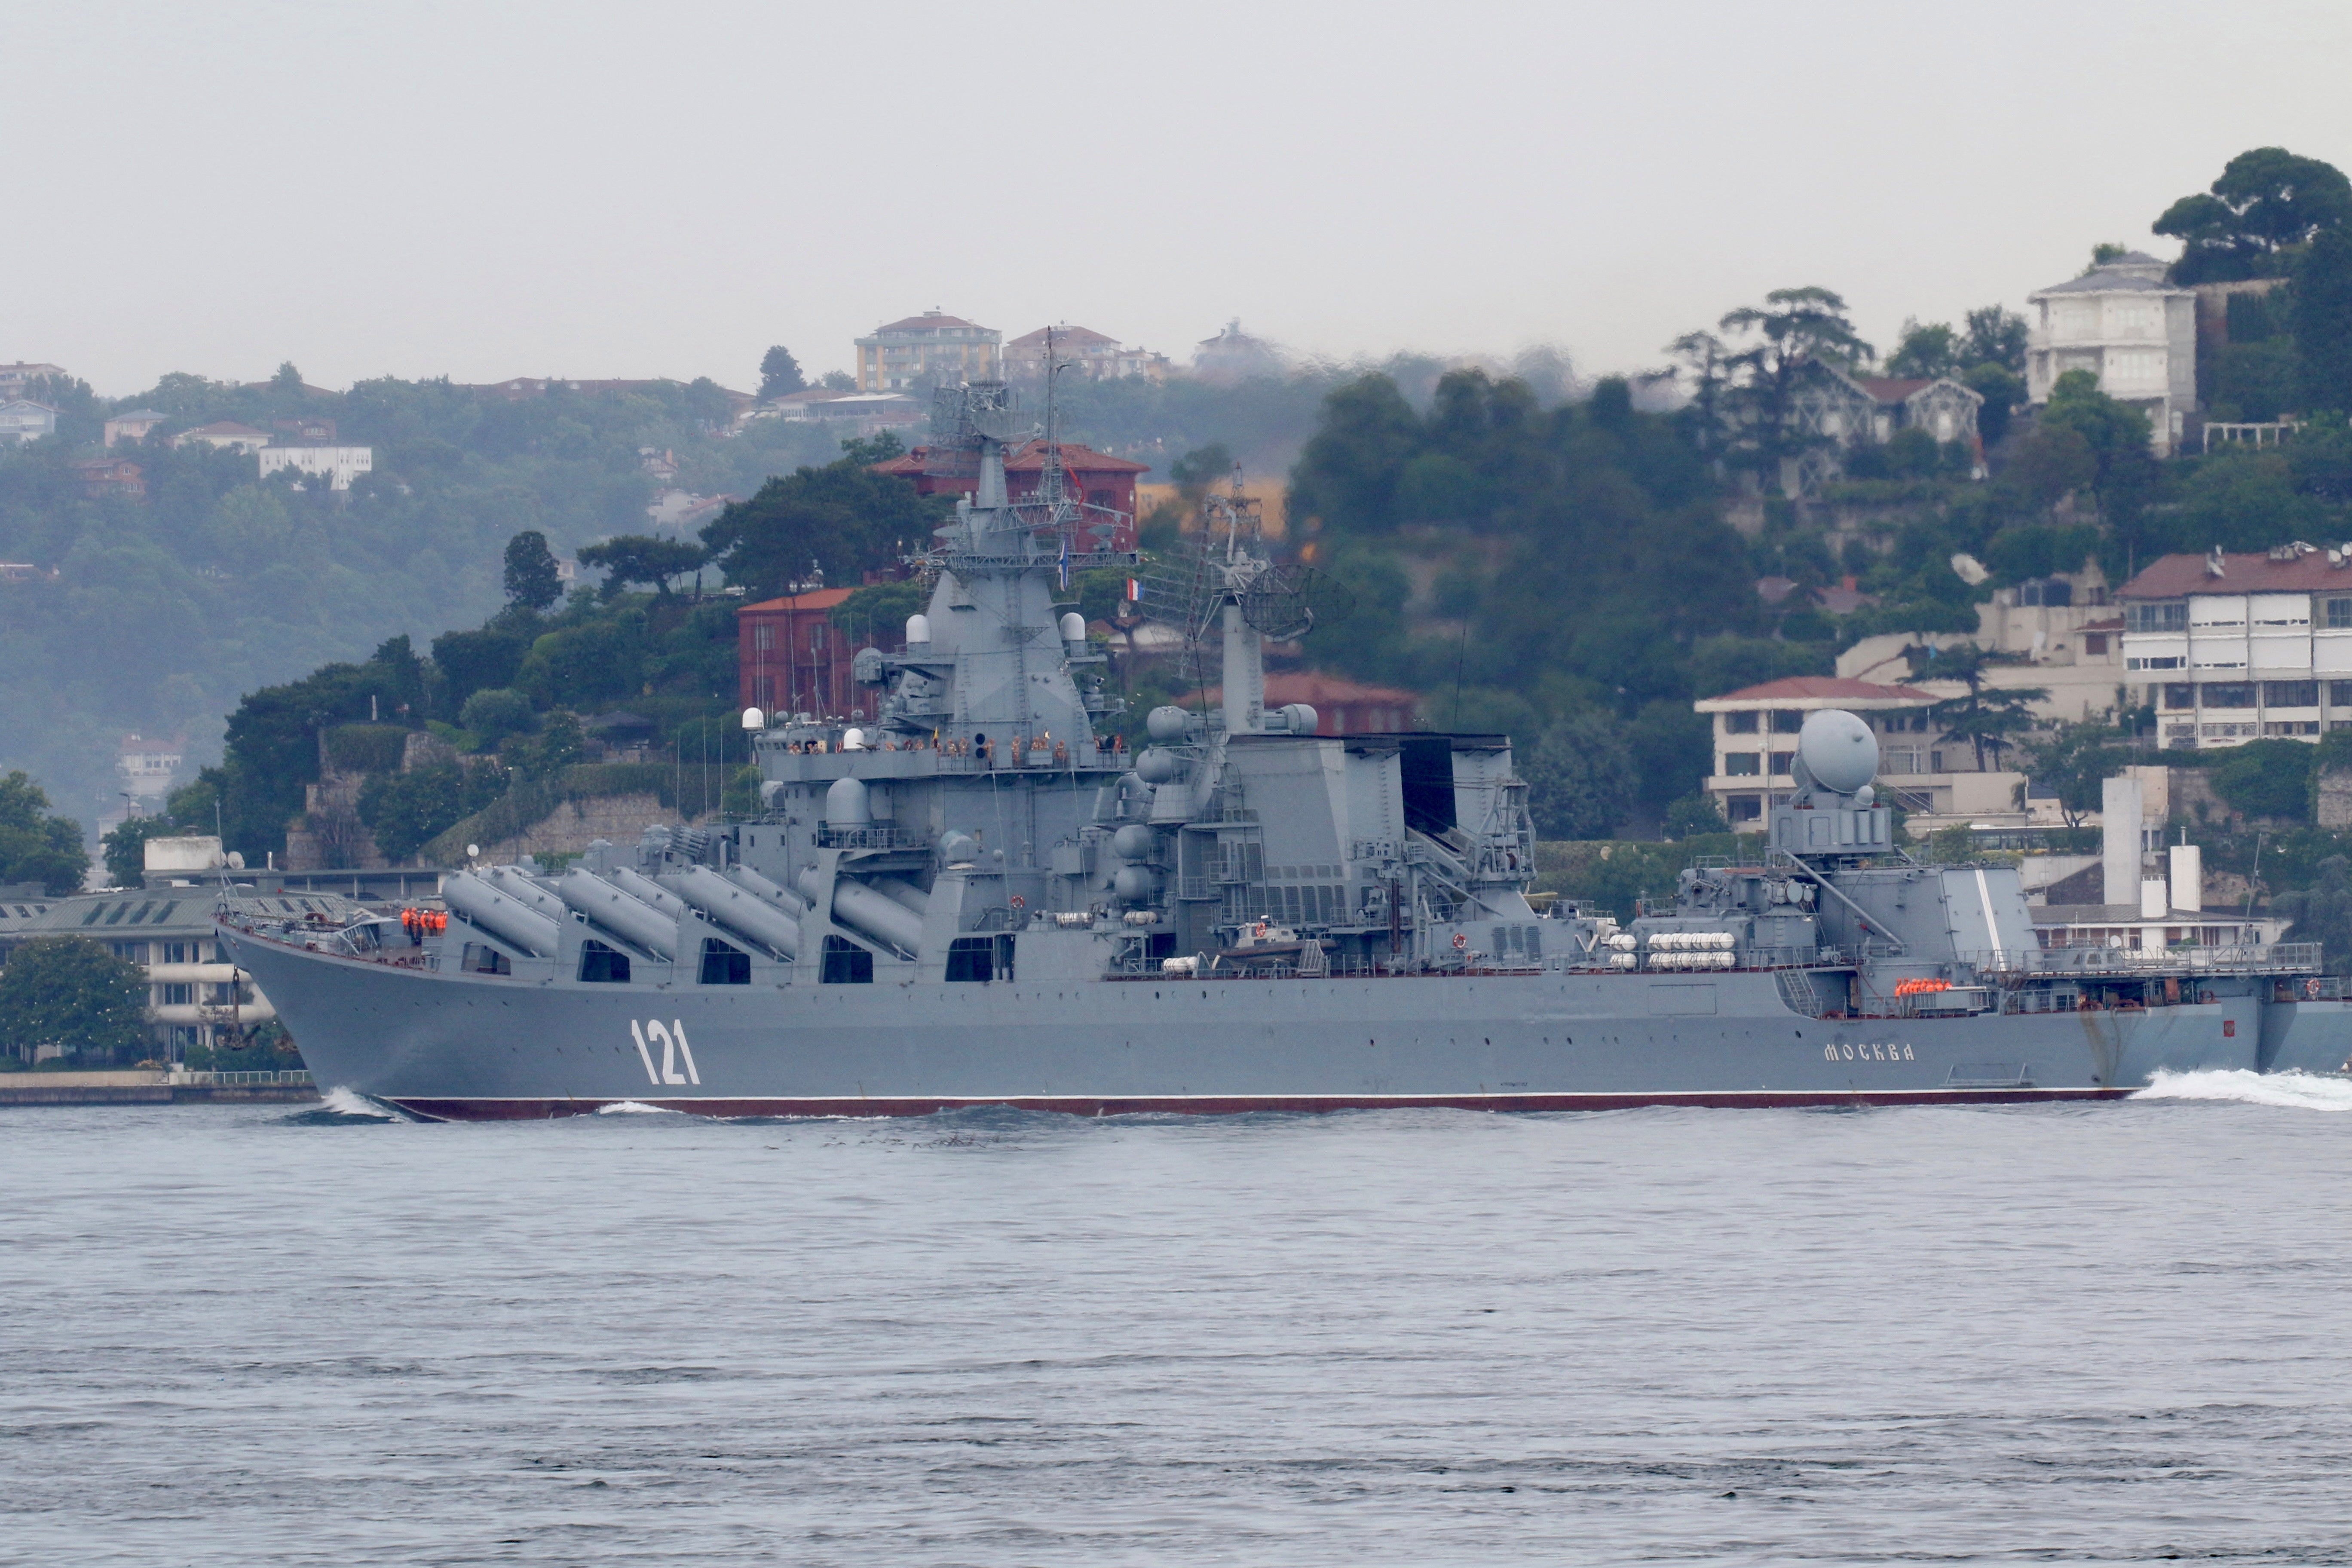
[[1957, 942, 2321, 978], [814, 824, 918, 850], [169, 1069, 315, 1087]]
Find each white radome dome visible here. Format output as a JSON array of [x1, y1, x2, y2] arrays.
[[1798, 709, 1878, 794]]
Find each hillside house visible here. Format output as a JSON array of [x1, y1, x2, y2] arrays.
[[1004, 325, 1170, 383], [102, 408, 168, 447], [739, 588, 905, 720], [2026, 250, 2197, 454], [2115, 545, 2352, 749], [173, 420, 271, 454], [69, 457, 145, 500], [0, 398, 56, 444], [855, 311, 1001, 392]]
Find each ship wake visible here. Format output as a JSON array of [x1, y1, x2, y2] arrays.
[[2134, 1069, 2352, 1111], [597, 1100, 680, 1115], [285, 1087, 404, 1124]]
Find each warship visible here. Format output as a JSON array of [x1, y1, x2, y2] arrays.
[[220, 383, 2352, 1120]]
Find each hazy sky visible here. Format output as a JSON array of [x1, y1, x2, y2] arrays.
[[10, 0, 2352, 397]]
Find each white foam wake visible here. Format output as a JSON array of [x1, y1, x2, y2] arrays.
[[316, 1087, 401, 1119], [2134, 1069, 2352, 1111], [597, 1100, 677, 1115]]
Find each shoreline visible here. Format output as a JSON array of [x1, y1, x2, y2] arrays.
[[0, 1070, 319, 1107]]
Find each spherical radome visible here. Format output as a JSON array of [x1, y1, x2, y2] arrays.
[[1798, 709, 1878, 793]]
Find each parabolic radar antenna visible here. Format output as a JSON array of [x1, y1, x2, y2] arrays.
[[1239, 561, 1354, 642], [1797, 709, 1879, 794]]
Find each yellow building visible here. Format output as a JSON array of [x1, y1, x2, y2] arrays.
[[855, 310, 1001, 392]]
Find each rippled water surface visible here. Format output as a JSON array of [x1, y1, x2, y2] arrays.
[[6, 1077, 2352, 1565]]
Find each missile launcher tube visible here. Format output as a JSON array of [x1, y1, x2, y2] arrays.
[[608, 865, 686, 919], [658, 865, 800, 958], [723, 865, 807, 918], [442, 871, 561, 957], [798, 868, 924, 957], [557, 868, 677, 960], [483, 866, 567, 923]]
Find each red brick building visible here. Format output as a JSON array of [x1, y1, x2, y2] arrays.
[[738, 588, 911, 720], [870, 439, 1149, 549], [69, 457, 145, 501]]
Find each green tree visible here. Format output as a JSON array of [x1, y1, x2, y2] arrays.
[[270, 360, 306, 395], [1626, 699, 1713, 805], [458, 687, 536, 744], [683, 377, 735, 427], [577, 535, 708, 597], [757, 346, 807, 400], [1716, 286, 1874, 491], [2296, 224, 2352, 412], [1662, 794, 1729, 839], [828, 579, 927, 645], [357, 762, 505, 862], [1885, 320, 1960, 379], [2016, 720, 2129, 828], [1520, 709, 1635, 839], [2040, 369, 2157, 521], [2211, 738, 2314, 821], [0, 938, 148, 1064], [1905, 645, 2047, 770], [1962, 306, 2030, 374], [1963, 362, 2024, 447], [100, 815, 177, 888], [0, 772, 90, 896], [503, 530, 564, 610], [820, 370, 856, 391], [699, 440, 945, 600], [2155, 147, 2352, 283]]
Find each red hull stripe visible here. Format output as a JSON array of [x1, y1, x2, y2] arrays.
[[385, 1088, 2133, 1121]]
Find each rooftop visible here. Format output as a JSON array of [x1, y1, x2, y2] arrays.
[[738, 587, 856, 614], [1007, 325, 1123, 349], [871, 439, 1150, 478], [2118, 550, 2352, 597], [867, 311, 992, 336], [1696, 676, 1935, 710]]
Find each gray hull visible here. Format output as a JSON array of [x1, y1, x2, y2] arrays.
[[224, 931, 2348, 1120]]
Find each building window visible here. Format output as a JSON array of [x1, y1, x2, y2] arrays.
[[2083, 633, 2108, 655], [2333, 681, 2352, 707], [1727, 795, 1763, 823], [2203, 683, 2255, 708], [1883, 746, 1926, 774], [2126, 602, 2189, 634], [1722, 712, 1759, 734], [1769, 711, 1804, 734], [1723, 752, 1761, 776], [2264, 681, 2319, 708], [110, 941, 144, 961], [2265, 721, 2321, 737], [754, 624, 774, 651], [2163, 684, 2196, 709], [2330, 599, 2352, 630], [161, 983, 193, 1005], [1769, 751, 1795, 776]]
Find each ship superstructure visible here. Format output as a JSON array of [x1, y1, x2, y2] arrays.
[[218, 384, 2352, 1118]]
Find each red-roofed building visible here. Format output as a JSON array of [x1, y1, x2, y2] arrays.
[[855, 310, 1000, 391], [1003, 324, 1170, 383], [1188, 671, 1422, 735], [738, 588, 905, 720], [1694, 676, 2022, 829], [870, 439, 1150, 549], [2116, 546, 2352, 750]]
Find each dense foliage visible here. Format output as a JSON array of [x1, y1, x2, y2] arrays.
[[0, 772, 91, 895], [0, 937, 148, 1064], [0, 368, 849, 833]]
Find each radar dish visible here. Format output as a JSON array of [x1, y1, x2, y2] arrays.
[[1240, 563, 1355, 641], [1133, 536, 1223, 641], [1797, 709, 1878, 793]]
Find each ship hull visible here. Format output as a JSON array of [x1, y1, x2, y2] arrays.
[[224, 930, 2334, 1121]]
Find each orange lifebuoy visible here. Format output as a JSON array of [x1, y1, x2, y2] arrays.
[[1453, 931, 1468, 951]]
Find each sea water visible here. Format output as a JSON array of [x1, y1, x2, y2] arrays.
[[4, 1077, 2351, 1566]]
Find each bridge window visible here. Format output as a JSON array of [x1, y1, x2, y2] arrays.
[[698, 937, 750, 985], [821, 934, 873, 984], [945, 935, 995, 983], [579, 940, 631, 983]]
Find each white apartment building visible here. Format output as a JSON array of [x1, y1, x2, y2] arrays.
[[2117, 545, 2352, 749], [1694, 676, 2026, 831], [258, 444, 373, 490], [1839, 568, 2125, 726], [2026, 250, 2197, 455]]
